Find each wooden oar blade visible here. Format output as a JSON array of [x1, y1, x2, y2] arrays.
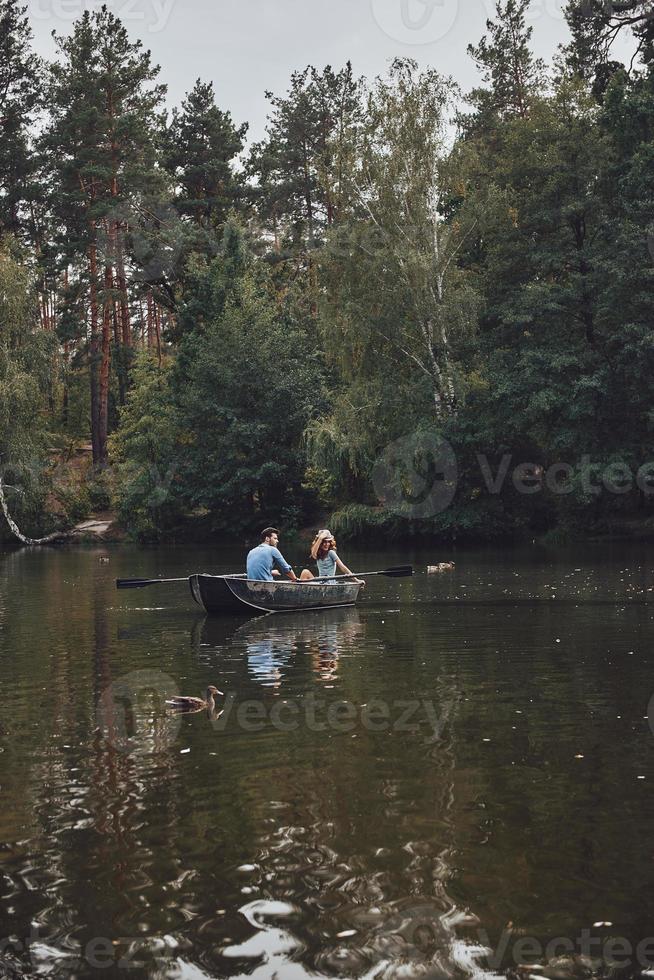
[[116, 577, 189, 590], [116, 579, 158, 589], [319, 565, 415, 582]]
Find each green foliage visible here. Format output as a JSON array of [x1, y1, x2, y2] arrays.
[[331, 504, 403, 540], [53, 484, 91, 523], [330, 498, 516, 543], [248, 63, 363, 256], [112, 225, 326, 538], [110, 352, 181, 540], [563, 0, 654, 81], [0, 242, 53, 449], [466, 0, 547, 122], [2, 2, 654, 545], [0, 240, 55, 535], [169, 227, 324, 533], [312, 60, 481, 506], [165, 79, 247, 230], [0, 0, 41, 237], [86, 474, 112, 511]]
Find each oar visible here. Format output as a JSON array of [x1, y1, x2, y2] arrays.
[[116, 576, 191, 590], [313, 565, 414, 581], [117, 565, 414, 589]]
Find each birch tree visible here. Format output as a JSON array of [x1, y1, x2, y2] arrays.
[[322, 58, 479, 422]]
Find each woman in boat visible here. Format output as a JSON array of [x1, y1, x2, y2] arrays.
[[300, 530, 363, 585]]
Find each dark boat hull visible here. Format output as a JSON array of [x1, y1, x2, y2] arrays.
[[189, 574, 363, 616]]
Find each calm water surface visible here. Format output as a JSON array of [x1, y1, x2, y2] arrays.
[[0, 542, 653, 979]]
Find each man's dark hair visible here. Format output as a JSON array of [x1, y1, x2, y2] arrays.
[[261, 527, 279, 542]]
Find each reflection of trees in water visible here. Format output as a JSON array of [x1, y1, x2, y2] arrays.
[[189, 606, 488, 977], [0, 548, 93, 965], [210, 674, 491, 979], [0, 551, 204, 978], [1, 556, 498, 979]]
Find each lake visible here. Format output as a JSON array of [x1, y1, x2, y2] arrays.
[[0, 542, 653, 979]]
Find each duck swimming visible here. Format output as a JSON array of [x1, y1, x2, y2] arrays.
[[427, 562, 455, 573], [166, 685, 224, 713]]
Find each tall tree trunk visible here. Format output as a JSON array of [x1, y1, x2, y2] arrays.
[[112, 300, 126, 406], [62, 341, 70, 428], [302, 142, 314, 246], [115, 230, 131, 348], [98, 265, 113, 468], [108, 76, 131, 350], [272, 205, 281, 255], [137, 297, 145, 345], [88, 237, 101, 466], [147, 291, 155, 348], [154, 301, 162, 366]]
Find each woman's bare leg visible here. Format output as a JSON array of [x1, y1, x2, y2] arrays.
[[300, 569, 315, 581]]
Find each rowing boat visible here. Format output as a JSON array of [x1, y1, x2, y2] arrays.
[[189, 573, 364, 616]]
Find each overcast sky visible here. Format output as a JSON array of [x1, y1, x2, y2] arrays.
[[26, 0, 626, 143]]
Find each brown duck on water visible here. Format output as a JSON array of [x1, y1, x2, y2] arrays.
[[166, 685, 224, 713]]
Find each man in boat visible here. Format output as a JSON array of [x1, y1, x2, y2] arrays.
[[246, 527, 298, 582]]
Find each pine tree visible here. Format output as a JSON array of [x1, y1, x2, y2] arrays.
[[165, 79, 247, 230], [467, 0, 547, 122], [563, 0, 654, 81], [0, 0, 41, 237], [44, 5, 166, 466], [248, 63, 363, 256]]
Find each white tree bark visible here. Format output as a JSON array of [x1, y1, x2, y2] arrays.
[[0, 477, 70, 546]]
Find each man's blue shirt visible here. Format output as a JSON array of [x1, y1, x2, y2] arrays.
[[246, 543, 292, 581]]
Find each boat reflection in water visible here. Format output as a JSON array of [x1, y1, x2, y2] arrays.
[[192, 607, 484, 980], [199, 606, 364, 688]]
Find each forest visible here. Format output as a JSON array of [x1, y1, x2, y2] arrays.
[[1, 0, 653, 544]]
